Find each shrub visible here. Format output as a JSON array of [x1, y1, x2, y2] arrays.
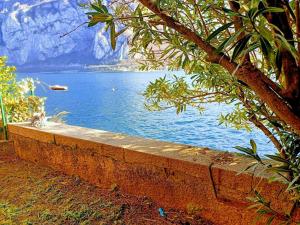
[[0, 56, 45, 123]]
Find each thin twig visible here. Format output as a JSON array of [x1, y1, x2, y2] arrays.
[[60, 22, 88, 38]]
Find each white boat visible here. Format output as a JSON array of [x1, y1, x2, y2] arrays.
[[49, 85, 68, 91]]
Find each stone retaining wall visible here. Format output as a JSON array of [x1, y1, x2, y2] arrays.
[[0, 140, 14, 156], [7, 122, 298, 224]]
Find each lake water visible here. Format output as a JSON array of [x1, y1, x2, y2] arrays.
[[18, 71, 275, 154]]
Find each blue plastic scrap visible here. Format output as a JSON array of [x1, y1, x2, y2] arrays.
[[158, 208, 167, 217]]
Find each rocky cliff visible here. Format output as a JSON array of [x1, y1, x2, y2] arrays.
[[0, 0, 128, 70]]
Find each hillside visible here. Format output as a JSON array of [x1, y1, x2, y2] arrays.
[[0, 0, 128, 70]]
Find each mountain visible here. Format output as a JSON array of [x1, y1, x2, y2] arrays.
[[0, 0, 128, 70]]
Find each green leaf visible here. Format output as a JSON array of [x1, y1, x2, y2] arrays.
[[91, 3, 108, 14], [253, 7, 284, 21], [267, 165, 291, 173], [275, 34, 299, 61], [206, 22, 233, 42], [250, 139, 257, 154], [88, 21, 98, 27], [91, 14, 113, 23], [231, 34, 252, 61], [91, 4, 103, 13], [251, 0, 261, 9], [221, 8, 241, 17], [266, 215, 275, 225], [110, 22, 116, 50], [136, 6, 144, 22], [247, 8, 258, 20], [275, 50, 282, 78], [287, 175, 300, 191], [265, 154, 288, 163], [260, 36, 272, 58], [216, 28, 246, 52], [237, 163, 258, 175], [243, 42, 260, 54], [261, 7, 285, 14], [131, 30, 141, 44], [235, 146, 253, 156], [257, 209, 271, 215], [86, 12, 100, 16], [101, 5, 109, 14]]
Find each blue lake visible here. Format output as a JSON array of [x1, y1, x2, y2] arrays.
[[18, 71, 275, 154]]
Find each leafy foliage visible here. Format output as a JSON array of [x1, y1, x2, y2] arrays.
[[83, 0, 300, 222], [0, 56, 45, 123], [83, 0, 299, 141]]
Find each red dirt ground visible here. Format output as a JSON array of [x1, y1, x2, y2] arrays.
[[0, 153, 213, 225]]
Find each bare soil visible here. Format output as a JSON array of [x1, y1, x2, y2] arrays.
[[0, 154, 213, 225]]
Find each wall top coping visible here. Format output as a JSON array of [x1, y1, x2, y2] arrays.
[[8, 122, 271, 178]]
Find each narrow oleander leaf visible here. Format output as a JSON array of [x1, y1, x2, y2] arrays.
[[86, 12, 99, 16], [232, 34, 252, 61], [266, 215, 275, 225], [206, 22, 233, 42], [221, 7, 241, 17], [253, 7, 284, 21], [287, 175, 300, 191], [91, 4, 103, 13], [275, 34, 299, 61], [235, 146, 253, 156], [88, 21, 98, 27], [91, 14, 113, 23], [216, 37, 230, 53], [216, 28, 246, 53], [110, 22, 116, 50], [275, 50, 282, 78], [265, 154, 288, 163], [250, 139, 257, 154], [247, 8, 258, 20], [101, 5, 109, 13], [237, 163, 258, 175], [260, 36, 272, 58], [261, 7, 285, 13], [267, 165, 291, 173]]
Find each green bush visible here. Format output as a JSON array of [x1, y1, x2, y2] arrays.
[[0, 56, 45, 123]]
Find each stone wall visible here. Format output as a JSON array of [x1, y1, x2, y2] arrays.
[[7, 122, 298, 224], [0, 120, 6, 140], [0, 140, 14, 157]]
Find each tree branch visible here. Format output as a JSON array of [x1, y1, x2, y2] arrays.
[[193, 0, 208, 37], [238, 88, 283, 153], [138, 0, 300, 135], [249, 116, 283, 153]]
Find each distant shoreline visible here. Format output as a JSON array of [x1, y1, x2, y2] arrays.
[[15, 61, 142, 73]]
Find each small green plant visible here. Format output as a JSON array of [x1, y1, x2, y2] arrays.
[[23, 220, 33, 225], [63, 206, 94, 223], [186, 203, 202, 216], [0, 202, 20, 224], [39, 209, 54, 221], [48, 111, 69, 123], [236, 136, 300, 224]]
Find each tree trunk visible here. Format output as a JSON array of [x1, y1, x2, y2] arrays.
[[266, 0, 300, 111]]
